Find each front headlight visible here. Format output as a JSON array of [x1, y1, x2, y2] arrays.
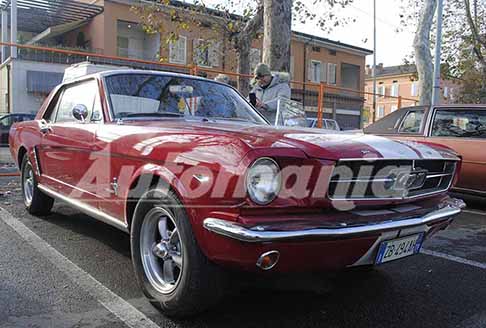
[[246, 157, 281, 205]]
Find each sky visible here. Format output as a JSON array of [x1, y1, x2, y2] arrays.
[[292, 0, 417, 66], [203, 0, 418, 67]]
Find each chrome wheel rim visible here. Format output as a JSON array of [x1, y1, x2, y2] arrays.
[[23, 164, 34, 206], [140, 207, 183, 294]]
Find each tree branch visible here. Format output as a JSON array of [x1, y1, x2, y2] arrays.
[[464, 0, 486, 60]]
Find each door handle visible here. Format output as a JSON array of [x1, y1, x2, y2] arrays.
[[40, 124, 52, 134], [39, 120, 52, 134]]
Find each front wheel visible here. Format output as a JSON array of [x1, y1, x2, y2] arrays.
[[21, 153, 54, 215], [130, 189, 227, 317]]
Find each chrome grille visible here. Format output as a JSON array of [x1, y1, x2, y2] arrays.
[[328, 159, 457, 200]]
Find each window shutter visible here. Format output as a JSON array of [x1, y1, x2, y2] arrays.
[[179, 36, 186, 64], [192, 39, 200, 64], [290, 55, 294, 79], [320, 62, 327, 83], [250, 48, 261, 73], [209, 41, 220, 67], [308, 61, 314, 81], [328, 63, 337, 84]]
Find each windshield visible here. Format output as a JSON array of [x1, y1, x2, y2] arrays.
[[105, 73, 267, 124]]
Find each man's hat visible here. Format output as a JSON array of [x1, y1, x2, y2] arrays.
[[254, 63, 271, 78]]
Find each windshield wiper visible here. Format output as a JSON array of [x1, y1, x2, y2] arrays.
[[118, 112, 184, 119], [213, 117, 256, 123]]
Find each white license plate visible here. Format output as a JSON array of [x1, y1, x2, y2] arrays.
[[375, 233, 424, 264]]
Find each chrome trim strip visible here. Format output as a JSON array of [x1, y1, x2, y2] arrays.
[[330, 173, 453, 184], [38, 184, 129, 233], [335, 157, 460, 162], [32, 147, 41, 176], [451, 187, 486, 196], [426, 173, 453, 179], [203, 199, 465, 243]]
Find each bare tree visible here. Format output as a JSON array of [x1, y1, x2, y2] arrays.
[[413, 0, 437, 105], [463, 0, 486, 101], [262, 0, 292, 71], [133, 0, 355, 94]]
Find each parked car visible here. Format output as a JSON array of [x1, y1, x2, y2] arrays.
[[307, 118, 341, 130], [0, 113, 35, 145], [364, 105, 486, 196], [9, 70, 465, 317]]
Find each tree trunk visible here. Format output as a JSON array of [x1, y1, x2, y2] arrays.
[[413, 0, 437, 105], [262, 0, 292, 71], [234, 6, 264, 96], [236, 35, 251, 96]]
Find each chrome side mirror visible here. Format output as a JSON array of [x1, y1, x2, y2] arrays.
[[72, 104, 89, 122]]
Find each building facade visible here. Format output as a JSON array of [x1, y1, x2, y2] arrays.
[[1, 0, 372, 129], [364, 64, 459, 124]]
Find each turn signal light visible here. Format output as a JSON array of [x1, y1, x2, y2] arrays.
[[256, 250, 280, 270]]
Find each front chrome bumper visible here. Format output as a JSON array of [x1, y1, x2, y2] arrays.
[[203, 198, 466, 243]]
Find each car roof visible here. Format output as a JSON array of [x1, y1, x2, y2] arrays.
[[400, 104, 486, 111], [61, 69, 229, 88]]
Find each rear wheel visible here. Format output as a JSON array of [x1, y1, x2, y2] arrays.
[[21, 153, 54, 215], [130, 188, 227, 317]]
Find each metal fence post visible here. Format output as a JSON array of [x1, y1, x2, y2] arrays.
[[317, 82, 324, 128]]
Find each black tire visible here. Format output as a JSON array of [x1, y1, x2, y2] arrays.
[[20, 153, 54, 215], [130, 188, 227, 317]]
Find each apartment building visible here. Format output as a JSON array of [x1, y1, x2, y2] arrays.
[[1, 0, 372, 128], [364, 64, 459, 124]]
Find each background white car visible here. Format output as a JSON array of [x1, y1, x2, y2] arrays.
[[307, 118, 341, 131]]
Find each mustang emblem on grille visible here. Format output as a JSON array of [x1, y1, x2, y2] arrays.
[[386, 170, 428, 191]]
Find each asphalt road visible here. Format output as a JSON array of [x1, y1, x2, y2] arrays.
[[0, 175, 485, 328]]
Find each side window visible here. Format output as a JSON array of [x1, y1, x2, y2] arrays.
[[432, 109, 486, 138], [12, 115, 24, 124], [363, 108, 409, 134], [327, 120, 338, 130], [0, 116, 12, 128], [55, 80, 98, 123], [42, 89, 63, 123], [398, 111, 424, 134]]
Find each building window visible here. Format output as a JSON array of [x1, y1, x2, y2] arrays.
[[377, 105, 385, 118], [169, 35, 187, 64], [328, 63, 337, 85], [378, 85, 386, 96], [309, 60, 322, 83], [250, 48, 261, 74], [312, 46, 321, 52], [193, 39, 210, 67], [193, 39, 220, 67], [391, 104, 398, 112], [411, 81, 418, 97], [391, 82, 399, 97], [117, 20, 159, 60], [117, 36, 129, 57]]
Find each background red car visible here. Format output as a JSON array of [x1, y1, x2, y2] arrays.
[[364, 105, 486, 196]]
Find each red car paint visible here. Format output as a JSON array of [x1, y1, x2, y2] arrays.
[[9, 71, 463, 273]]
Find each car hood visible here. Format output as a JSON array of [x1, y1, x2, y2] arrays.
[[114, 120, 458, 161]]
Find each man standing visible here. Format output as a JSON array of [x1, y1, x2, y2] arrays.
[[251, 63, 291, 123]]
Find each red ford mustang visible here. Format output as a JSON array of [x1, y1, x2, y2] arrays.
[[9, 70, 465, 317]]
